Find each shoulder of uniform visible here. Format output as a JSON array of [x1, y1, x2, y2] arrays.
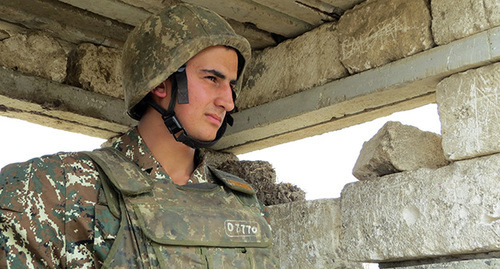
[[1, 151, 95, 178], [84, 147, 153, 195], [208, 166, 256, 195], [0, 151, 99, 212]]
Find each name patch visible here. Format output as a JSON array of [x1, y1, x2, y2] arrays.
[[225, 220, 259, 237]]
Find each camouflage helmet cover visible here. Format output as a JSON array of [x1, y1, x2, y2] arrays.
[[122, 3, 251, 119]]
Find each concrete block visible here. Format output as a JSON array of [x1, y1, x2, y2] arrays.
[[431, 0, 500, 45], [238, 22, 347, 110], [486, 0, 500, 27], [352, 121, 448, 181], [269, 199, 364, 269], [341, 153, 500, 262], [0, 32, 66, 82], [66, 43, 123, 99], [338, 0, 433, 74], [436, 62, 500, 161]]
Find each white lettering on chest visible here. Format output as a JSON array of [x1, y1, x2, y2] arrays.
[[224, 220, 259, 237]]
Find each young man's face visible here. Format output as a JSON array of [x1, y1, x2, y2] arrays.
[[175, 45, 238, 142]]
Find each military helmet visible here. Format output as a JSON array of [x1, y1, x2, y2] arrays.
[[122, 3, 251, 120]]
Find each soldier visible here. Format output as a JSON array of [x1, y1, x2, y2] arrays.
[[0, 3, 277, 268]]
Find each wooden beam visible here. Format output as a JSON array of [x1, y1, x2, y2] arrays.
[[57, 0, 150, 26], [0, 67, 135, 138], [56, 0, 276, 49], [183, 0, 313, 37], [318, 0, 365, 10], [225, 18, 277, 49], [0, 0, 132, 48], [253, 0, 332, 25]]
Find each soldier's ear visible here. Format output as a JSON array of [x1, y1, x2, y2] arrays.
[[151, 79, 170, 98]]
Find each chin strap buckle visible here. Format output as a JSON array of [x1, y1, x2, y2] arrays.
[[162, 114, 185, 140]]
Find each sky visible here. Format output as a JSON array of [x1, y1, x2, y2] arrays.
[[239, 103, 441, 199], [0, 103, 441, 200]]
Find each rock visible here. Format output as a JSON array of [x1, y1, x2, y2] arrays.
[[353, 121, 448, 180], [66, 43, 123, 98], [342, 153, 500, 262], [431, 0, 500, 45], [437, 62, 500, 161], [238, 22, 347, 109], [0, 32, 66, 82], [338, 0, 433, 74], [269, 199, 364, 269]]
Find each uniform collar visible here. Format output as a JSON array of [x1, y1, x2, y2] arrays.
[[111, 127, 211, 184]]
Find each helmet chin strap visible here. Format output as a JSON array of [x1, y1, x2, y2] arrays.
[[148, 66, 234, 149]]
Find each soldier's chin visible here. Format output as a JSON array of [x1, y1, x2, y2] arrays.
[[191, 133, 217, 143], [201, 135, 218, 142]]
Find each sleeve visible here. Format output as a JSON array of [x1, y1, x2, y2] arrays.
[[0, 153, 102, 268]]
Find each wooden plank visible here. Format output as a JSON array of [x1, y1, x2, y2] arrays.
[[57, 0, 276, 49], [0, 19, 28, 37], [0, 66, 135, 137], [253, 0, 332, 25], [183, 0, 313, 37], [318, 0, 365, 10], [58, 0, 150, 26], [0, 19, 76, 52], [226, 18, 277, 49], [0, 0, 132, 48], [0, 104, 122, 139]]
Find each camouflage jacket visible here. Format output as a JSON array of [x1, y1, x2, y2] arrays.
[[0, 128, 237, 268]]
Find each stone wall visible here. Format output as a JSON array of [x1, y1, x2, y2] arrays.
[[340, 61, 500, 268], [269, 199, 363, 269], [270, 60, 500, 268], [239, 0, 436, 109], [260, 0, 499, 267], [437, 62, 500, 161], [239, 0, 500, 111], [0, 32, 67, 82]]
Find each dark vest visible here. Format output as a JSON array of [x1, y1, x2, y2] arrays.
[[87, 148, 277, 268]]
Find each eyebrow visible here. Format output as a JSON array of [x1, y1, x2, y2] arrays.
[[201, 69, 237, 85]]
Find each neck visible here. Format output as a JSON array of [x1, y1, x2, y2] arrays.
[[138, 112, 196, 185]]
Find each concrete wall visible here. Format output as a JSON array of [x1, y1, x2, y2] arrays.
[[265, 0, 500, 268], [267, 60, 500, 268]]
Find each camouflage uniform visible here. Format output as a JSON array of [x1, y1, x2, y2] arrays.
[[0, 128, 273, 268]]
